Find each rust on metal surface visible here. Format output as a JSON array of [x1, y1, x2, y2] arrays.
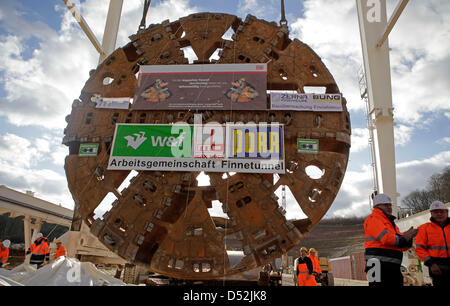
[[63, 13, 351, 280]]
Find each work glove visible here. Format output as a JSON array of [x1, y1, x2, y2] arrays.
[[403, 227, 418, 241], [430, 264, 442, 276]]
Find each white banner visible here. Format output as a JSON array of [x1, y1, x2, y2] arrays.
[[270, 92, 313, 111], [270, 92, 342, 112], [311, 94, 343, 112], [108, 157, 285, 173], [95, 97, 130, 109]]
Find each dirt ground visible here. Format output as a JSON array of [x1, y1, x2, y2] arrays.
[[3, 249, 25, 269]]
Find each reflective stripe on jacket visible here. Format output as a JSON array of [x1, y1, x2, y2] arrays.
[[296, 257, 313, 277], [0, 243, 9, 264], [415, 218, 450, 266], [28, 239, 50, 255], [28, 238, 50, 265], [297, 257, 316, 286], [308, 255, 322, 274], [364, 208, 409, 264], [55, 246, 67, 259], [297, 263, 309, 277]]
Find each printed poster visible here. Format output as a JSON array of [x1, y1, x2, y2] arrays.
[[133, 64, 267, 110], [270, 92, 342, 112]]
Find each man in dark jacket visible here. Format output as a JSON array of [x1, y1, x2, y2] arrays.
[[295, 247, 315, 286], [26, 233, 50, 268]]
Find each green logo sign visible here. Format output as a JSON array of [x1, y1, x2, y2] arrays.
[[297, 139, 319, 154], [111, 124, 193, 158], [79, 143, 99, 156]]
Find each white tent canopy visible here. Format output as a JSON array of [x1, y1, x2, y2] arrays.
[[0, 257, 127, 286]]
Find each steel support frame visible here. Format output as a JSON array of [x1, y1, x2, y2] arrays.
[[61, 0, 125, 261], [377, 0, 410, 48], [356, 0, 409, 217], [99, 0, 124, 64], [62, 0, 123, 64], [24, 215, 43, 263]]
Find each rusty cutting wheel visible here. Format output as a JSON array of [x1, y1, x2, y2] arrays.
[[63, 13, 351, 279]]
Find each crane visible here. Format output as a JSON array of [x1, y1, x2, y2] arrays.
[[356, 0, 410, 218]]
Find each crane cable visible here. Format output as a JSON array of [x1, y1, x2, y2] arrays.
[[139, 0, 152, 31]]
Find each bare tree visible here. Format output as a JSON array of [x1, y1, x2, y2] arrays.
[[428, 166, 450, 201], [402, 190, 434, 214], [401, 167, 450, 214]]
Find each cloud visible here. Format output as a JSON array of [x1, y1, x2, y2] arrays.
[[327, 151, 450, 218], [290, 0, 450, 133], [394, 124, 413, 147], [0, 0, 56, 41], [0, 165, 73, 208], [0, 0, 198, 130], [382, 0, 450, 123], [274, 185, 308, 220], [348, 124, 413, 154], [0, 0, 199, 211], [0, 31, 97, 129], [0, 132, 73, 207], [118, 0, 198, 46], [437, 137, 450, 146], [237, 0, 277, 21], [351, 128, 369, 153], [0, 133, 51, 165], [291, 0, 363, 112], [51, 145, 68, 166], [0, 131, 67, 165], [35, 138, 51, 153], [329, 164, 374, 218], [396, 151, 450, 199]]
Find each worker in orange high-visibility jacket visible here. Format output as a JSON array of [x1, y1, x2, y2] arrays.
[[364, 193, 417, 286], [0, 240, 11, 268], [308, 248, 322, 284], [26, 233, 50, 268], [54, 240, 67, 259], [296, 247, 315, 286], [415, 201, 450, 287]]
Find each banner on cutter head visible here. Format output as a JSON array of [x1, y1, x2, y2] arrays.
[[226, 123, 283, 159], [270, 92, 342, 112], [108, 157, 285, 173], [107, 123, 284, 173], [79, 143, 99, 156], [109, 124, 193, 158], [95, 97, 131, 109], [132, 64, 267, 110]]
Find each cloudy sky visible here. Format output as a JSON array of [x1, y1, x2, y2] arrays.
[[0, 0, 448, 220]]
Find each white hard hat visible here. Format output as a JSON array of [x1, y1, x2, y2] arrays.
[[36, 233, 43, 239], [373, 193, 392, 206], [2, 240, 11, 248], [430, 201, 447, 211]]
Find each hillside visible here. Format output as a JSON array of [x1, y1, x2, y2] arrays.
[[287, 217, 366, 259]]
